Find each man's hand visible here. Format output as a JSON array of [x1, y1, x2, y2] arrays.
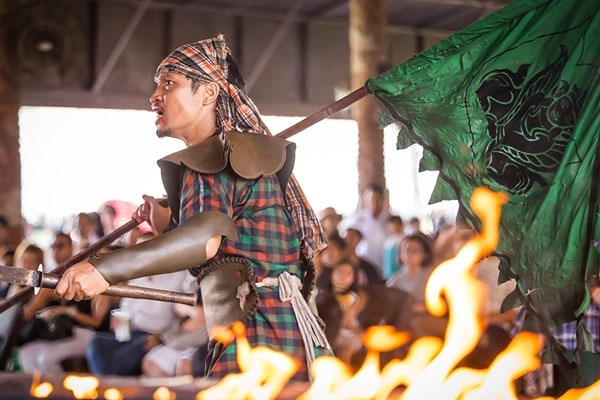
[[55, 261, 110, 301], [134, 194, 171, 236]]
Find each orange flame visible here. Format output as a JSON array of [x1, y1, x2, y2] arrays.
[[197, 321, 298, 400], [376, 336, 443, 400], [402, 188, 508, 399], [103, 388, 124, 400], [63, 375, 100, 399], [192, 187, 600, 399], [298, 356, 353, 399], [30, 371, 54, 398], [154, 386, 176, 400]]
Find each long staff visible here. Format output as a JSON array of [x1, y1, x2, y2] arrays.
[[0, 219, 140, 313], [275, 87, 369, 139], [0, 86, 368, 313]]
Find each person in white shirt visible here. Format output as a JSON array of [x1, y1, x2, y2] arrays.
[[339, 183, 389, 275], [85, 269, 189, 376]]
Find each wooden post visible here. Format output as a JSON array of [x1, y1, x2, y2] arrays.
[[0, 0, 24, 245], [349, 0, 388, 198]]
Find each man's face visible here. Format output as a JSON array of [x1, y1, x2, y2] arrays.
[[150, 72, 209, 144]]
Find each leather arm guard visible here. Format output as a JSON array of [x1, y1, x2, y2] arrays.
[[88, 211, 238, 284]]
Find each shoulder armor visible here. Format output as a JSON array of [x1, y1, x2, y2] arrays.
[[227, 131, 295, 180], [157, 131, 295, 179], [157, 131, 296, 220], [158, 133, 227, 174]]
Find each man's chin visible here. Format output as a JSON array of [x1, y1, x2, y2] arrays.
[[156, 129, 171, 138]]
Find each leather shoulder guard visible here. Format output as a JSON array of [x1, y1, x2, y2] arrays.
[[227, 131, 295, 180], [157, 131, 296, 220], [158, 133, 228, 174], [158, 131, 294, 178]]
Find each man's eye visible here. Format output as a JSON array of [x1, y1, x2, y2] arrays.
[[164, 80, 172, 89]]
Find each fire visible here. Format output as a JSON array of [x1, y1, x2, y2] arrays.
[[103, 388, 124, 400], [25, 187, 600, 399], [401, 187, 507, 399], [30, 371, 54, 398], [63, 374, 100, 399], [154, 385, 176, 400], [193, 187, 600, 399], [197, 321, 298, 400]]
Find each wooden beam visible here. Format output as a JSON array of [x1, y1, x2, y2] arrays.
[[245, 0, 303, 93], [91, 0, 152, 93]]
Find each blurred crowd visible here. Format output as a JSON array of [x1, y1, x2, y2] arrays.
[[0, 202, 207, 379], [0, 186, 598, 397]]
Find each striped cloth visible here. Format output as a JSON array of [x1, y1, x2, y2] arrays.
[[179, 166, 332, 381], [512, 304, 600, 353], [155, 34, 326, 258]]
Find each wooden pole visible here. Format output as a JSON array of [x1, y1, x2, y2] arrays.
[[0, 0, 24, 246], [349, 0, 388, 196], [0, 219, 140, 313], [276, 87, 369, 139]]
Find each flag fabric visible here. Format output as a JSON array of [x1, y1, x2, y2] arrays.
[[365, 0, 600, 362]]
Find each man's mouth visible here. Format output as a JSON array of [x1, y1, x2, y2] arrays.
[[153, 107, 164, 125]]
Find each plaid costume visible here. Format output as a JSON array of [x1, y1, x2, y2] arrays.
[[179, 165, 331, 381], [155, 34, 326, 257], [512, 304, 600, 395]]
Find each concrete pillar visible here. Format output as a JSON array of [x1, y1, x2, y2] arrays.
[[0, 0, 25, 245], [349, 0, 388, 198]]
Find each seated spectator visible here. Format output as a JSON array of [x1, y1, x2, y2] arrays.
[[141, 275, 208, 378], [315, 231, 348, 294], [382, 215, 404, 280], [45, 231, 74, 272], [343, 227, 383, 286], [20, 233, 72, 326], [85, 269, 189, 376], [17, 243, 119, 372], [405, 217, 422, 235], [386, 233, 447, 339], [317, 207, 343, 237], [0, 247, 15, 299], [72, 212, 103, 251], [339, 184, 390, 274], [141, 302, 208, 377], [8, 244, 62, 327], [18, 294, 115, 373], [316, 258, 362, 366], [317, 257, 413, 370]]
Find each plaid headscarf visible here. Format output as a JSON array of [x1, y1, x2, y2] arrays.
[[155, 34, 326, 256]]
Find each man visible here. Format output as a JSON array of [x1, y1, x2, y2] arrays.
[[55, 34, 330, 381], [339, 183, 390, 274]]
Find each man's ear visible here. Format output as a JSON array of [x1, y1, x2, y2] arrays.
[[203, 81, 220, 104]]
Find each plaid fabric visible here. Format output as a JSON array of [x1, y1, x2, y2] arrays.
[[512, 304, 600, 352], [155, 34, 326, 257], [206, 289, 332, 381], [179, 166, 332, 381]]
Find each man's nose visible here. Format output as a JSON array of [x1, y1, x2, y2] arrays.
[[149, 89, 160, 104]]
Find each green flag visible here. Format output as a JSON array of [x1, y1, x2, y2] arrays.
[[366, 0, 600, 360]]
